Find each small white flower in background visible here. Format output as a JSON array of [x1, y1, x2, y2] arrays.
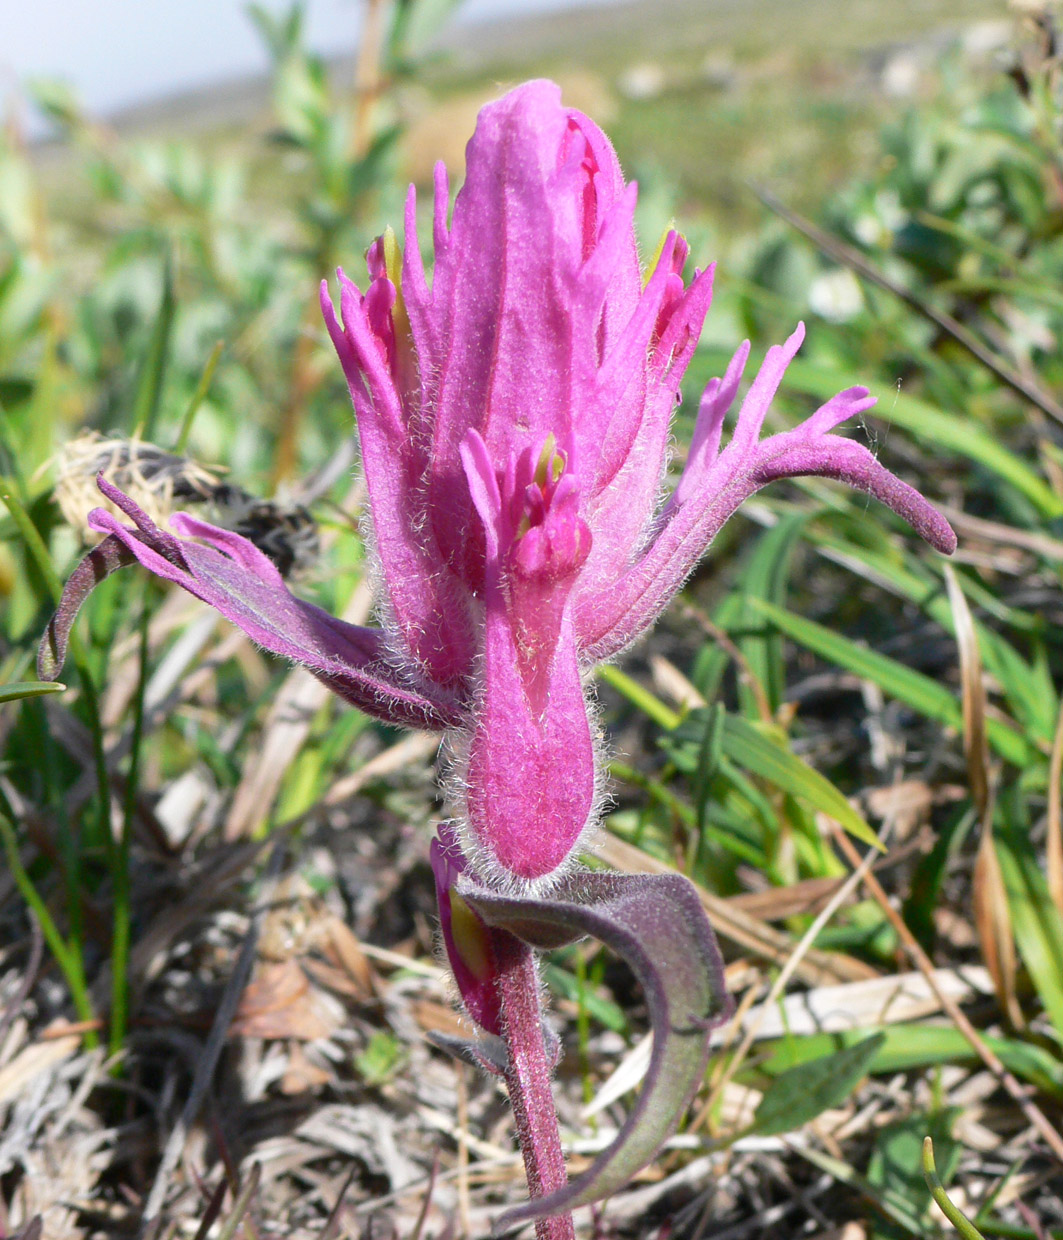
[[808, 267, 865, 323]]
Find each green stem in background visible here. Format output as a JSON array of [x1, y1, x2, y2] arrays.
[[174, 338, 224, 453], [37, 696, 88, 982], [111, 584, 152, 1062], [574, 950, 594, 1110], [0, 483, 110, 792], [597, 663, 681, 731], [922, 1137, 987, 1240], [0, 480, 111, 970], [495, 938, 576, 1240], [0, 814, 98, 1045], [131, 251, 175, 440]]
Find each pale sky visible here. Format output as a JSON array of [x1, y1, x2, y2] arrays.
[[0, 0, 613, 125]]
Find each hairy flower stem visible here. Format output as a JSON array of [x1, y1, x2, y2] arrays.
[[496, 935, 576, 1240]]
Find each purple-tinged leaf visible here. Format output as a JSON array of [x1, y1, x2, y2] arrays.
[[426, 1029, 510, 1077], [459, 870, 734, 1226], [38, 534, 135, 681], [39, 478, 463, 731]]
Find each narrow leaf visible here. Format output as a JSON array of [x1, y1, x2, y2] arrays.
[[749, 598, 1034, 767], [721, 712, 883, 850], [175, 339, 224, 452], [755, 1023, 1063, 1097], [0, 680, 66, 703], [944, 565, 991, 816], [131, 253, 175, 438], [736, 514, 807, 715], [995, 817, 1063, 1043], [1050, 696, 1063, 915]]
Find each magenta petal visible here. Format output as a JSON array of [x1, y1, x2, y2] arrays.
[[800, 384, 876, 437], [752, 434, 958, 551], [651, 260, 716, 386], [728, 321, 806, 454], [421, 82, 645, 577], [70, 480, 461, 729], [671, 340, 751, 509], [465, 603, 595, 882], [589, 234, 689, 497], [460, 436, 596, 880], [321, 280, 475, 685], [462, 429, 592, 713], [576, 333, 956, 658], [459, 430, 503, 560], [577, 262, 716, 604]]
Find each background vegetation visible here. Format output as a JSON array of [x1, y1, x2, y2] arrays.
[[1, 0, 1062, 1236]]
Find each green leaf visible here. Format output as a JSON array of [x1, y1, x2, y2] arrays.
[[692, 700, 726, 829], [796, 1144, 926, 1234], [754, 1023, 1063, 1097], [870, 1111, 961, 1229], [130, 253, 175, 438], [811, 532, 1052, 744], [751, 1033, 885, 1136], [542, 963, 627, 1034], [597, 663, 681, 730], [749, 598, 1035, 768], [0, 680, 66, 703], [735, 514, 808, 714], [809, 520, 1038, 636], [387, 0, 465, 64], [355, 1030, 406, 1086], [720, 712, 884, 850], [995, 811, 1063, 1043], [174, 339, 224, 452]]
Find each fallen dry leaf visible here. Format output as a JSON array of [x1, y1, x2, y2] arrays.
[[230, 959, 341, 1041]]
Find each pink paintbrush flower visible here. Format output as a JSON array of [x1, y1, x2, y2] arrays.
[[43, 80, 954, 890], [318, 79, 954, 884]]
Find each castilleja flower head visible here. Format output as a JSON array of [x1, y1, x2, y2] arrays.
[[41, 80, 955, 892], [319, 78, 955, 886]]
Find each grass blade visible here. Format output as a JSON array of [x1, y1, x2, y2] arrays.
[[0, 680, 66, 703], [0, 813, 97, 1043], [749, 597, 1034, 767], [721, 712, 883, 851], [131, 252, 175, 439], [995, 812, 1063, 1044]]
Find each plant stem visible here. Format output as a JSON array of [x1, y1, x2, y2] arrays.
[[495, 936, 576, 1240], [111, 583, 151, 1062]]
